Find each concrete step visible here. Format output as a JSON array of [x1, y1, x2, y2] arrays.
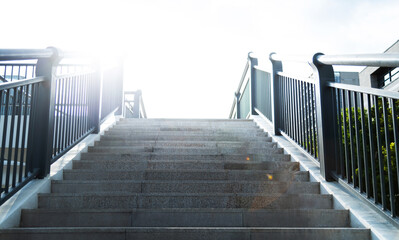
[[38, 193, 332, 209], [87, 146, 284, 155], [20, 208, 348, 227], [0, 227, 371, 240], [62, 169, 308, 181], [94, 140, 274, 147], [103, 131, 268, 138], [72, 160, 297, 171], [79, 152, 290, 161], [108, 126, 261, 132], [99, 134, 271, 142], [105, 130, 264, 137], [117, 119, 256, 126], [51, 180, 319, 194]]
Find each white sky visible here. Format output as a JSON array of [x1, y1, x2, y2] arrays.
[[2, 0, 399, 118]]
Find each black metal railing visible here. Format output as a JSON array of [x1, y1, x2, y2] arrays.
[[276, 72, 318, 159], [230, 51, 399, 221], [0, 48, 124, 205], [0, 77, 43, 204], [229, 53, 272, 121], [52, 71, 97, 162], [123, 90, 147, 118]]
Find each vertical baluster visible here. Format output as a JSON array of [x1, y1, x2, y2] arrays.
[[25, 84, 34, 175], [360, 93, 371, 197], [64, 77, 72, 148], [19, 85, 29, 181], [75, 75, 82, 138], [374, 96, 387, 209], [391, 99, 399, 204], [307, 83, 315, 156], [12, 86, 23, 187], [88, 73, 93, 131], [0, 90, 7, 193], [59, 78, 66, 154], [5, 88, 17, 193], [336, 89, 344, 176], [331, 88, 340, 175], [293, 79, 299, 143], [3, 65, 6, 80], [70, 77, 77, 142], [342, 90, 350, 180], [368, 95, 378, 202], [10, 66, 14, 81], [53, 78, 61, 156], [298, 80, 304, 146], [25, 84, 35, 177], [300, 81, 306, 149], [291, 78, 296, 140], [288, 77, 292, 136], [354, 92, 362, 190], [283, 77, 290, 135], [306, 82, 311, 153], [83, 75, 88, 132], [311, 84, 317, 158], [382, 98, 395, 216], [348, 91, 355, 184]]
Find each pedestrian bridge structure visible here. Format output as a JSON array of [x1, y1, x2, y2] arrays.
[[0, 48, 398, 239]]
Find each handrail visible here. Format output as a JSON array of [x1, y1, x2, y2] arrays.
[[229, 97, 237, 119], [317, 53, 399, 67], [0, 48, 98, 61], [0, 77, 45, 90], [235, 61, 250, 94], [0, 49, 55, 60], [270, 52, 399, 67], [327, 81, 399, 99]]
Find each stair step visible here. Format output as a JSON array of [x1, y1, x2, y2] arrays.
[[91, 142, 277, 150], [20, 208, 348, 227], [117, 119, 255, 125], [106, 127, 263, 133], [79, 153, 290, 161], [87, 146, 283, 155], [72, 160, 298, 171], [99, 135, 272, 142], [51, 180, 319, 194], [0, 227, 371, 240], [62, 169, 308, 181], [94, 140, 273, 147], [38, 193, 332, 209]]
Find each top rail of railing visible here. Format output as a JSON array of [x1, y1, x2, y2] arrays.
[[270, 52, 399, 67], [0, 48, 101, 61], [0, 49, 55, 60]]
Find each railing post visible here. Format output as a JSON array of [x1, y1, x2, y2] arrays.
[[91, 62, 103, 133], [28, 47, 60, 178], [249, 53, 258, 116], [269, 53, 282, 135], [310, 53, 336, 181], [235, 92, 241, 119], [133, 90, 142, 118]]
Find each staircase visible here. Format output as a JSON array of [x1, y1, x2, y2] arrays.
[[1, 119, 370, 239]]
